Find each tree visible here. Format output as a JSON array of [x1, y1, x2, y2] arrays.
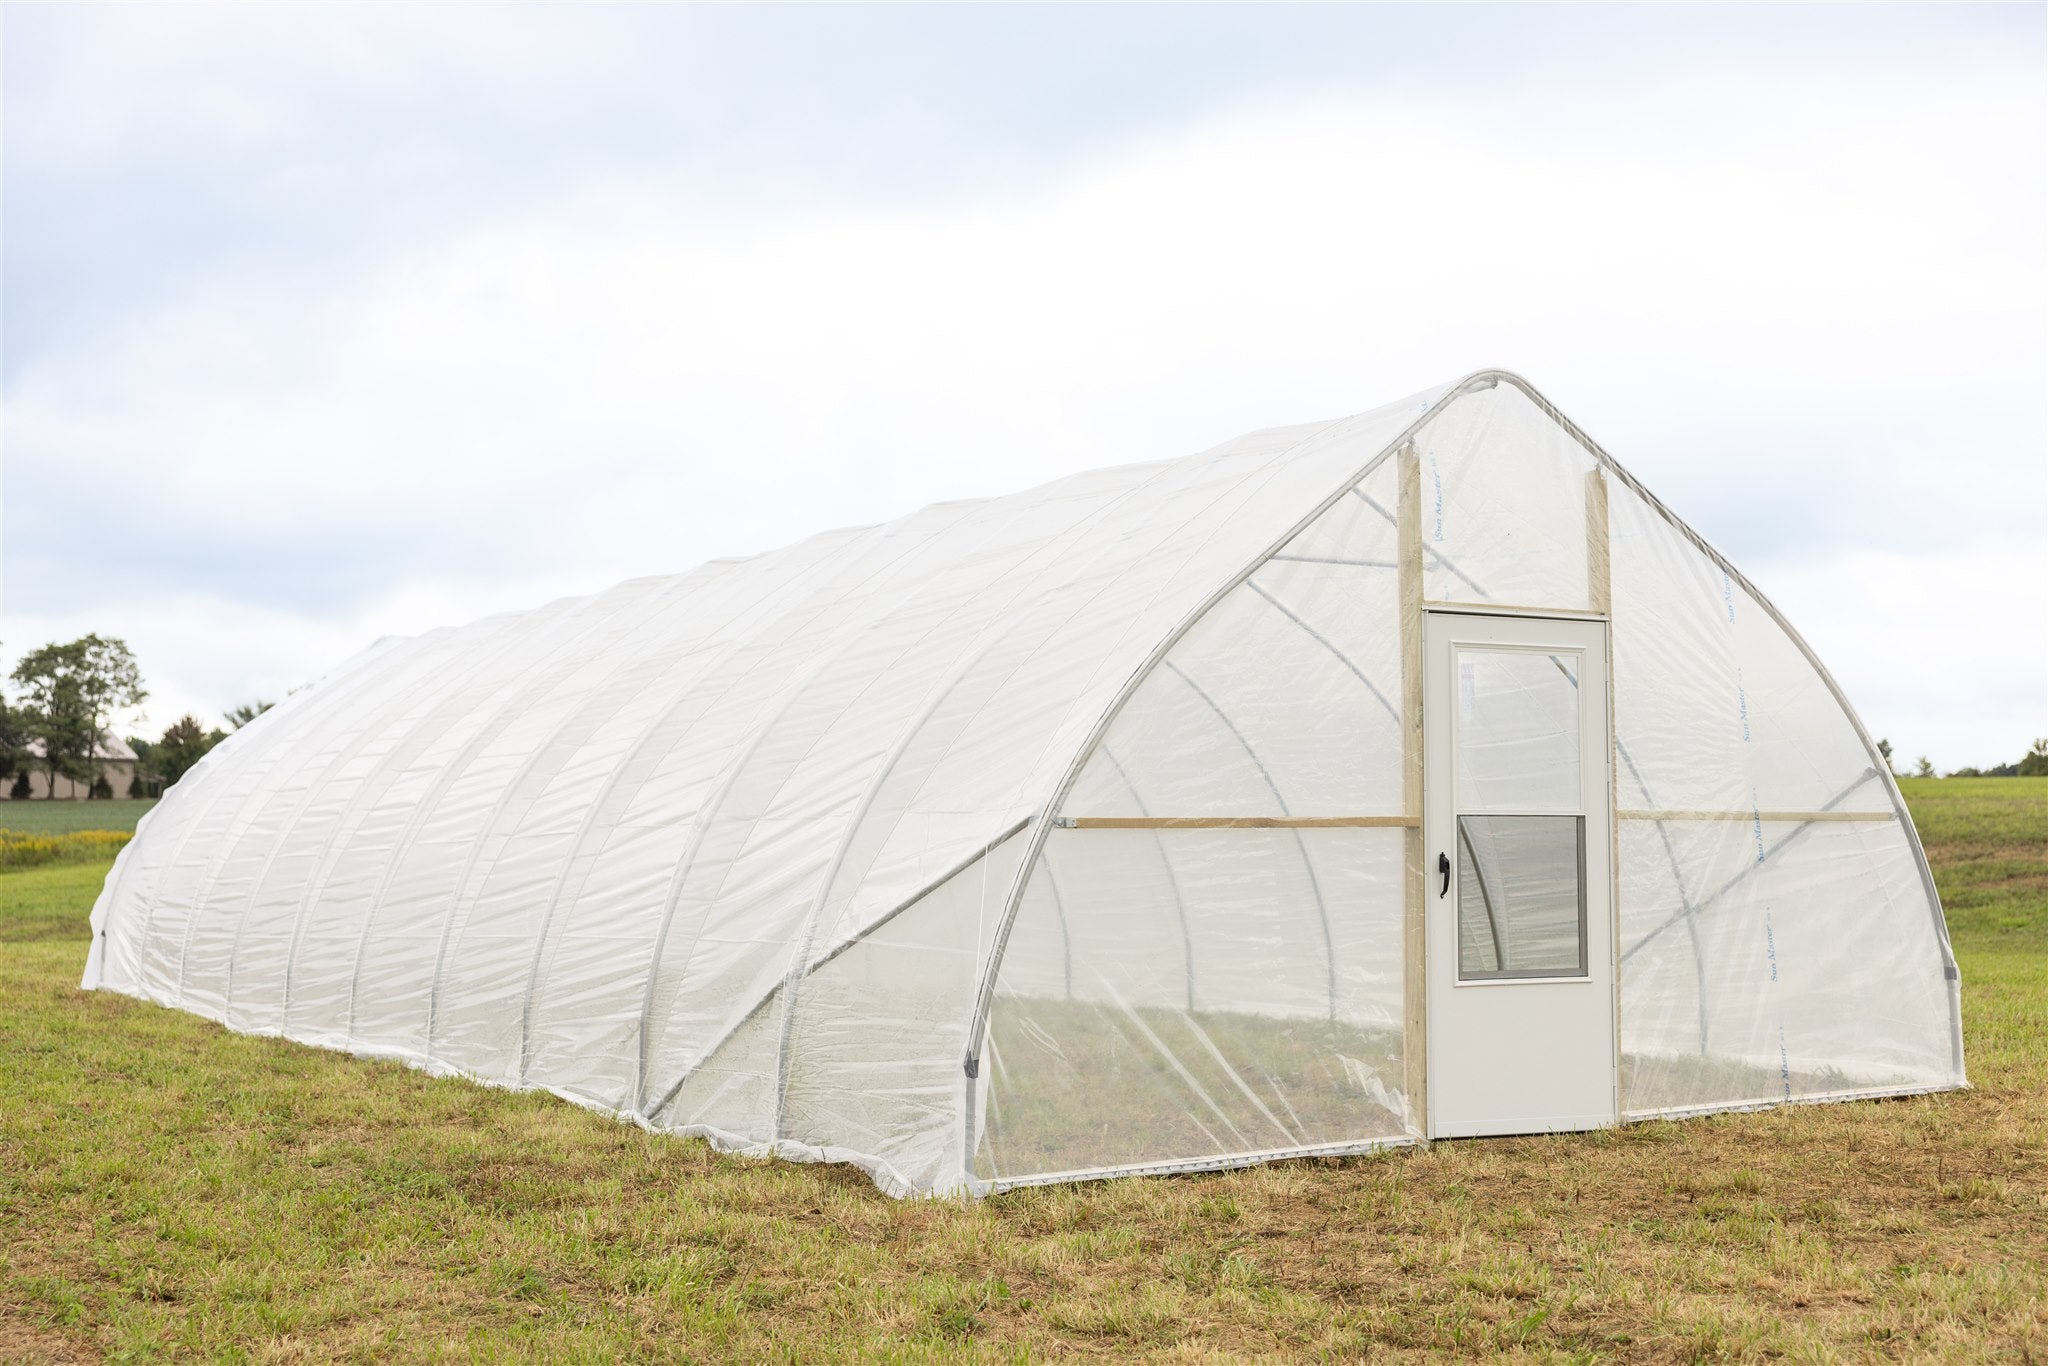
[[10, 636, 147, 798], [225, 699, 275, 730], [0, 693, 28, 793], [2021, 738, 2048, 779], [127, 736, 163, 799], [1876, 738, 1895, 775], [154, 715, 225, 789], [1912, 756, 1934, 779], [13, 671, 92, 796]]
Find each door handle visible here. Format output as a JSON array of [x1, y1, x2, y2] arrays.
[[1438, 852, 1450, 898]]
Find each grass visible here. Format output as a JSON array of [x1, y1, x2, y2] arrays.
[[1, 780, 2042, 1361], [1898, 777, 2048, 953], [0, 799, 157, 837]]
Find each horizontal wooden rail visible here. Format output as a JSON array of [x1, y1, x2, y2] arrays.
[[1618, 809, 1893, 823], [1059, 812, 1887, 829], [1056, 815, 1419, 830]]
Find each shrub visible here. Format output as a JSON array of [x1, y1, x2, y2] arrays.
[[0, 828, 131, 871]]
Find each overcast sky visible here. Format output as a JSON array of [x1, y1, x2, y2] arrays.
[[4, 4, 2044, 770]]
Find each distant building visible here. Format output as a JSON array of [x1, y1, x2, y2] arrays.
[[5, 737, 140, 800]]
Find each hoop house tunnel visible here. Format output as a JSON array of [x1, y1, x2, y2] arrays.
[[83, 372, 1965, 1197]]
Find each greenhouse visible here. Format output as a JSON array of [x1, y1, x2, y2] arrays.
[[83, 370, 1966, 1197]]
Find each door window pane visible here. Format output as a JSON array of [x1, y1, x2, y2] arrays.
[[1457, 815, 1586, 979], [1455, 649, 1580, 812]]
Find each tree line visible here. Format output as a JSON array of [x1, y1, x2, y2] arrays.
[[1943, 738, 2048, 779], [0, 635, 276, 799], [1876, 736, 2048, 779]]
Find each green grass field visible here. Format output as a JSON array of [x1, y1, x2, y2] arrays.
[[2, 781, 2042, 1361], [0, 799, 157, 837]]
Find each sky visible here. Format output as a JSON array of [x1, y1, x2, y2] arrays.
[[3, 3, 2044, 771]]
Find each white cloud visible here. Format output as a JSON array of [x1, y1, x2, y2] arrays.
[[7, 48, 2043, 766], [1758, 544, 2047, 772]]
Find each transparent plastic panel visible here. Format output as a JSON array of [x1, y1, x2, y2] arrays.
[[1066, 461, 1405, 820], [1619, 819, 1956, 1111], [638, 413, 1433, 1150], [1411, 381, 1599, 610], [977, 827, 1408, 1183], [299, 576, 735, 1051], [478, 556, 852, 1105], [1453, 649, 1580, 813], [1456, 815, 1586, 980], [1608, 485, 1891, 816], [629, 502, 1001, 1136], [83, 371, 1965, 1199], [978, 462, 1416, 1184], [776, 834, 1026, 1196], [122, 619, 496, 1017], [260, 615, 593, 1048], [1607, 477, 1962, 1113], [81, 384, 1446, 1197], [360, 578, 698, 1082]]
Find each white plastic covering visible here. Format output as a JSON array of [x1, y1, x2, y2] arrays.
[[84, 372, 1964, 1197]]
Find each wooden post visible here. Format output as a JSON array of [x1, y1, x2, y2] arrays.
[[1586, 468, 1612, 615], [1397, 445, 1428, 1137], [1586, 465, 1623, 1109]]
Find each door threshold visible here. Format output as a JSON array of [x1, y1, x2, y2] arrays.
[[1430, 1114, 1617, 1140]]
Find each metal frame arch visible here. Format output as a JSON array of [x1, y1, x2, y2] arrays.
[[503, 539, 880, 1084], [646, 418, 1391, 1128], [96, 630, 426, 996], [418, 580, 714, 1056], [763, 455, 1201, 1138], [627, 497, 1017, 1116], [341, 567, 768, 1046], [163, 623, 495, 1011], [958, 375, 1492, 1173], [251, 589, 628, 1024], [962, 365, 1962, 1181], [1158, 660, 1339, 1020]]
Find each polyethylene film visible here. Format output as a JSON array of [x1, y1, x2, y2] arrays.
[[978, 828, 1409, 1183], [1066, 465, 1405, 822], [979, 464, 1417, 1185], [81, 371, 1961, 1198], [1412, 381, 1598, 612], [1618, 819, 1954, 1112], [1605, 471, 1959, 1114]]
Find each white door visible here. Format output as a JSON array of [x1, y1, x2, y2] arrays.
[[1424, 611, 1615, 1139]]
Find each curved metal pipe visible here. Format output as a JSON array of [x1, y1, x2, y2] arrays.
[[959, 386, 1479, 1173], [1456, 818, 1508, 972], [1491, 374, 1961, 1081], [1243, 579, 1400, 725], [1162, 661, 1339, 1021]]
